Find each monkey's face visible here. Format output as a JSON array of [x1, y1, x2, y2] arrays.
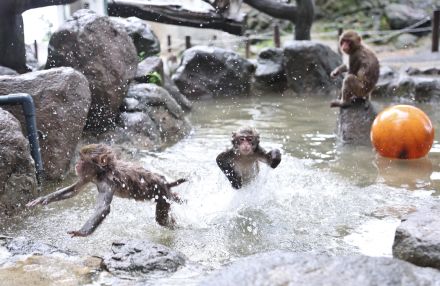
[[237, 135, 255, 156], [340, 32, 361, 55]]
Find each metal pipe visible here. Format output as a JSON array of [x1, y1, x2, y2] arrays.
[[0, 93, 44, 185]]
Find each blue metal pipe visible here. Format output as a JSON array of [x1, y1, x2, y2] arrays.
[[0, 93, 44, 185]]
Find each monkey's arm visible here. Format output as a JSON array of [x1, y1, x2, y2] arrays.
[[26, 180, 88, 207], [68, 181, 114, 237], [216, 149, 242, 189], [330, 64, 348, 78], [256, 146, 281, 169]]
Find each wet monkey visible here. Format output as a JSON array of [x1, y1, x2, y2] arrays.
[[27, 144, 186, 237], [330, 30, 379, 108], [216, 127, 281, 189]]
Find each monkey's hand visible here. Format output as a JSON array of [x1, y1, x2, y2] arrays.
[[268, 149, 281, 168], [26, 196, 50, 207], [67, 230, 89, 238]]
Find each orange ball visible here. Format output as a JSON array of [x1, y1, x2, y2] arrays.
[[371, 105, 434, 159]]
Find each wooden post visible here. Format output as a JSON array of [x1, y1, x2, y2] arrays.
[[274, 24, 280, 48], [432, 10, 440, 52], [245, 33, 250, 58], [167, 35, 172, 53], [33, 40, 38, 61], [185, 36, 191, 49], [337, 28, 343, 55]]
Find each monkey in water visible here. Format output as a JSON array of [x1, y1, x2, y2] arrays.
[[330, 30, 379, 108], [216, 127, 281, 189], [27, 144, 186, 237]]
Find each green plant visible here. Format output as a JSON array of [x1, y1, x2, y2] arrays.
[[146, 71, 162, 85]]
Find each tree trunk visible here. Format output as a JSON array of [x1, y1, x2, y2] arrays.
[[0, 0, 77, 72], [244, 0, 315, 40], [0, 15, 27, 73]]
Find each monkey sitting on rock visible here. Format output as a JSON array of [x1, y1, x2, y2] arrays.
[[330, 30, 379, 108], [27, 144, 186, 237], [216, 126, 281, 189]]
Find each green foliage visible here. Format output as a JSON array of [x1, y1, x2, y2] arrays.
[[146, 71, 162, 85], [138, 51, 147, 61]]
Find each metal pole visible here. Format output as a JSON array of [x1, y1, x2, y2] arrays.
[[432, 10, 440, 52], [245, 33, 250, 58], [274, 24, 280, 48], [167, 35, 172, 53], [33, 40, 38, 61], [185, 36, 191, 49]]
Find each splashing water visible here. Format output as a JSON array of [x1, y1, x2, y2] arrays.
[[2, 94, 440, 284]]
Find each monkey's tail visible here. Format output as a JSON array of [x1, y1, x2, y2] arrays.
[[166, 178, 187, 188]]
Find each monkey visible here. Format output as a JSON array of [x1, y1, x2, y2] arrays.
[[216, 127, 281, 189], [330, 30, 380, 108], [26, 144, 186, 237]]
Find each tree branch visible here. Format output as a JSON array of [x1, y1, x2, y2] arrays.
[[0, 0, 78, 14], [108, 0, 246, 35], [243, 0, 297, 21]]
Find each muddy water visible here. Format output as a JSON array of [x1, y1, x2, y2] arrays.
[[2, 94, 440, 284]]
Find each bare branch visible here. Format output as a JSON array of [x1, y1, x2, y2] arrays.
[[108, 0, 246, 35], [243, 0, 297, 21]]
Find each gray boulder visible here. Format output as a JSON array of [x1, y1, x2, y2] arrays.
[[374, 76, 440, 102], [173, 46, 255, 99], [394, 33, 419, 49], [0, 67, 91, 180], [0, 109, 37, 214], [108, 83, 190, 148], [337, 101, 377, 145], [406, 67, 440, 76], [111, 16, 161, 58], [0, 236, 102, 285], [283, 41, 342, 96], [0, 66, 18, 76], [384, 4, 429, 30], [393, 205, 440, 270], [254, 48, 287, 92], [201, 251, 440, 286], [102, 240, 186, 276], [46, 9, 138, 132], [163, 74, 193, 111]]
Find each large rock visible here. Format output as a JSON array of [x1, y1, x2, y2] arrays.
[[384, 4, 429, 30], [254, 48, 287, 92], [46, 9, 138, 132], [0, 236, 102, 286], [173, 46, 255, 99], [0, 66, 18, 76], [283, 41, 342, 96], [163, 74, 193, 112], [201, 251, 440, 286], [121, 83, 190, 143], [373, 76, 440, 102], [393, 205, 440, 270], [102, 240, 186, 276], [337, 101, 377, 145], [111, 16, 161, 58], [0, 109, 37, 214], [0, 67, 91, 180]]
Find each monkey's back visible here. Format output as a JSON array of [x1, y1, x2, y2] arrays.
[[349, 46, 379, 91], [111, 161, 169, 201]]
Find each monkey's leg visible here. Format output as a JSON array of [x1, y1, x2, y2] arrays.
[[68, 182, 114, 237], [155, 199, 175, 228], [331, 75, 364, 108]]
